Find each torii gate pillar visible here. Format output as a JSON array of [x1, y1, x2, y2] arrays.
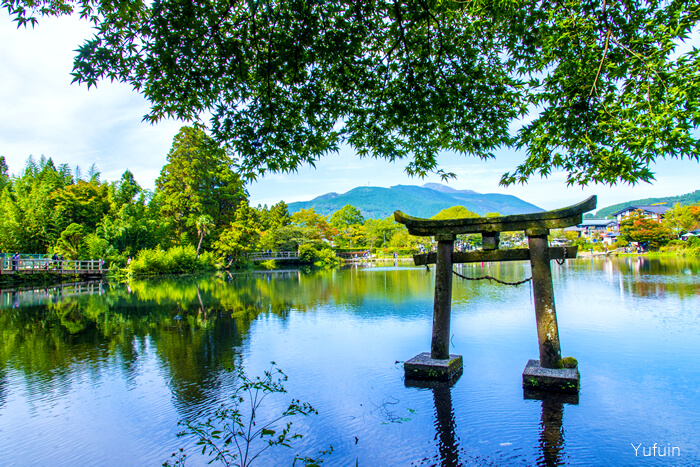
[[527, 229, 562, 369], [432, 234, 455, 360], [404, 233, 463, 381]]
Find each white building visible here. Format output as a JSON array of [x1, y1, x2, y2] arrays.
[[611, 205, 670, 222]]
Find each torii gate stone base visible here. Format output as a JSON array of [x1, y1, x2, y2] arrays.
[[396, 196, 597, 393]]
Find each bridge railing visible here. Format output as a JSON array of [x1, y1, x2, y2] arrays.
[[246, 251, 299, 261], [0, 258, 104, 273]]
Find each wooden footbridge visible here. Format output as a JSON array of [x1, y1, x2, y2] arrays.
[[245, 251, 299, 262], [1, 257, 105, 277]]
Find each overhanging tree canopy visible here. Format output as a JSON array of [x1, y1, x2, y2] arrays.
[[5, 0, 700, 185]]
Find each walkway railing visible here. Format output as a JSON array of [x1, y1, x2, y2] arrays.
[[245, 251, 299, 262], [1, 258, 105, 274]]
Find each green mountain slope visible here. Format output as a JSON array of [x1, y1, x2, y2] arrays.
[[288, 184, 543, 219], [595, 190, 700, 218]]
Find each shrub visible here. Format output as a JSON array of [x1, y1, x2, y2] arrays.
[[165, 364, 331, 467], [298, 244, 316, 264], [612, 239, 629, 249], [314, 246, 340, 267], [129, 245, 218, 275], [299, 244, 339, 266]]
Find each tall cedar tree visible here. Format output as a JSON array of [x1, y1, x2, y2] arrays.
[[156, 126, 246, 247]]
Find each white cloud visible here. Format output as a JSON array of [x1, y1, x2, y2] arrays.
[[0, 12, 181, 189]]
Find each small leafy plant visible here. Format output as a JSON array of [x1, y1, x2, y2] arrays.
[[165, 363, 329, 466]]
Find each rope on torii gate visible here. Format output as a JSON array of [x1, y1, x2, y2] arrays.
[[450, 244, 568, 285], [451, 268, 532, 286]]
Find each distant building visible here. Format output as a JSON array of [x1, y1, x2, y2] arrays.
[[567, 205, 671, 246], [568, 219, 618, 243], [581, 219, 618, 234], [681, 229, 700, 240], [611, 205, 669, 222]]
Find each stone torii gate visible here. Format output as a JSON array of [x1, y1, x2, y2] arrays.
[[395, 196, 597, 392]]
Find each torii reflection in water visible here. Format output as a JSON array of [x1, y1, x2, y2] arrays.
[[405, 374, 461, 467], [525, 388, 579, 467], [405, 374, 578, 466]]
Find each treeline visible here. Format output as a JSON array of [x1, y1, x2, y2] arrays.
[[0, 126, 256, 269], [0, 126, 439, 271], [5, 124, 697, 273]]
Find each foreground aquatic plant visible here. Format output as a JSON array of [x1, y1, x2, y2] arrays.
[[164, 363, 331, 466]]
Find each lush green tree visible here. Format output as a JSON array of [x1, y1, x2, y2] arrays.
[[329, 205, 365, 230], [55, 223, 87, 259], [214, 201, 261, 263], [7, 0, 700, 185], [620, 211, 670, 249], [0, 157, 111, 254], [109, 170, 142, 210], [51, 180, 110, 232], [291, 208, 332, 240], [431, 206, 480, 220], [0, 156, 71, 252], [262, 201, 291, 231], [364, 216, 404, 249], [85, 163, 101, 184], [98, 191, 168, 262], [291, 208, 325, 228], [389, 228, 419, 249], [328, 205, 364, 248], [156, 126, 247, 247], [663, 203, 700, 239]]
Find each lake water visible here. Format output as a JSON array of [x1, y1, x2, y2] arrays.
[[1, 256, 699, 466]]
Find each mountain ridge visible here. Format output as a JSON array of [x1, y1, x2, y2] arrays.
[[287, 184, 544, 219], [594, 190, 700, 218]]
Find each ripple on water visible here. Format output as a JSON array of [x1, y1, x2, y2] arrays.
[[2, 261, 700, 466]]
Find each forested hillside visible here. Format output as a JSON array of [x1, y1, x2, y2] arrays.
[[596, 190, 700, 218]]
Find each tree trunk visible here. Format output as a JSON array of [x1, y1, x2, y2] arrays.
[[196, 230, 205, 258]]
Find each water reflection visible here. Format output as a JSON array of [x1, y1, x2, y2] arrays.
[[0, 367, 5, 408], [1, 258, 699, 465], [405, 374, 462, 466], [577, 256, 700, 299], [524, 389, 579, 466], [402, 376, 578, 467], [0, 281, 106, 309]]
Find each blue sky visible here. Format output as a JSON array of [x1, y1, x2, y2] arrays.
[[1, 12, 698, 214]]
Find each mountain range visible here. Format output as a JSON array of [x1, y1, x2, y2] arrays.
[[287, 183, 543, 219]]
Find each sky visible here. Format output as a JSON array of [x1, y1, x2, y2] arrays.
[[1, 12, 698, 215]]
